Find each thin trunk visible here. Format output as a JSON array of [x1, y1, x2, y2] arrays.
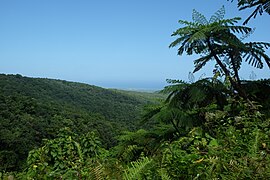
[[206, 39, 255, 108], [230, 55, 241, 86], [170, 118, 181, 137]]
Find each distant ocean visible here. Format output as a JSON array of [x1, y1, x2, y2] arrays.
[[86, 80, 168, 92]]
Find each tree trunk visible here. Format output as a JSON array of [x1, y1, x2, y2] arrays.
[[206, 39, 255, 108]]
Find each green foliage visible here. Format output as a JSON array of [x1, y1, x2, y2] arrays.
[[0, 74, 158, 171], [2, 4, 270, 179], [23, 128, 108, 179], [169, 6, 270, 102], [123, 157, 155, 180], [158, 102, 270, 179], [229, 0, 270, 24]]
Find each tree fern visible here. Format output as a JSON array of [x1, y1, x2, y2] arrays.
[[170, 6, 270, 103]]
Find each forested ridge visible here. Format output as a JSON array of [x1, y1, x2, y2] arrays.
[[0, 73, 158, 172]]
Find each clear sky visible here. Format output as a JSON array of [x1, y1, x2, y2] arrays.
[[0, 0, 269, 90]]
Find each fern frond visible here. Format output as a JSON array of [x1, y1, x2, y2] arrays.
[[243, 51, 264, 68], [123, 157, 153, 180], [188, 31, 207, 42], [193, 54, 213, 73], [242, 42, 270, 68], [142, 104, 164, 124], [171, 26, 193, 36], [192, 9, 208, 25], [169, 35, 190, 49], [227, 25, 252, 34], [209, 6, 226, 23], [178, 19, 199, 27], [91, 162, 106, 180], [218, 17, 241, 25], [247, 42, 270, 49], [240, 1, 270, 24], [166, 79, 186, 84], [159, 168, 172, 180]]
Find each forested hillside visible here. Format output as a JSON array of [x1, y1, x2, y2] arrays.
[[0, 74, 159, 171]]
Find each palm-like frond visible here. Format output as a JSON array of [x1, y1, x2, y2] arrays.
[[123, 157, 153, 180], [209, 6, 226, 23], [240, 0, 270, 24], [227, 25, 252, 34], [230, 0, 270, 24], [192, 9, 208, 25], [241, 42, 270, 68], [193, 54, 213, 73], [217, 17, 242, 25], [169, 15, 245, 58], [141, 104, 164, 124], [164, 78, 228, 109]]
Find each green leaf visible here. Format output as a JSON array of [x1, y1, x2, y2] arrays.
[[209, 139, 219, 147]]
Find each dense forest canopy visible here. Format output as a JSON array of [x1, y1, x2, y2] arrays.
[[0, 74, 160, 172]]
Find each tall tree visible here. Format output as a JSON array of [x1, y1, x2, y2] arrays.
[[169, 6, 270, 103]]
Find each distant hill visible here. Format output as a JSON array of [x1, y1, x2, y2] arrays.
[[0, 74, 161, 171]]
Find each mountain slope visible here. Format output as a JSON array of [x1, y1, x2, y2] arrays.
[[0, 74, 154, 124], [0, 74, 159, 171]]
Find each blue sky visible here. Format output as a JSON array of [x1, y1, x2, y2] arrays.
[[0, 0, 269, 89]]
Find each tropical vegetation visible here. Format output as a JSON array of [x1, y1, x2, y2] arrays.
[[1, 1, 270, 179]]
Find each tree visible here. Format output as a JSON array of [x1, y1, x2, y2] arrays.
[[229, 0, 270, 24], [142, 78, 229, 137], [169, 6, 270, 104]]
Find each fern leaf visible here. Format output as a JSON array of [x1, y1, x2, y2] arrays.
[[91, 162, 106, 180], [159, 168, 172, 180], [123, 157, 152, 180], [192, 9, 208, 25], [219, 17, 241, 25], [193, 54, 213, 73], [209, 5, 225, 23]]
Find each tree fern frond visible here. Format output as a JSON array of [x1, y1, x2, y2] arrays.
[[121, 145, 141, 161], [188, 85, 207, 104], [118, 130, 148, 142], [241, 41, 270, 68], [263, 1, 270, 14], [169, 35, 190, 49], [171, 26, 194, 36], [247, 42, 270, 49], [218, 17, 241, 25], [227, 25, 252, 34], [260, 53, 270, 68], [159, 168, 172, 180], [192, 9, 208, 25], [123, 157, 153, 180], [239, 0, 270, 24], [193, 54, 213, 73], [243, 51, 264, 68], [239, 27, 255, 41], [142, 104, 164, 124], [187, 31, 207, 43], [91, 162, 106, 180], [166, 79, 186, 84], [209, 5, 226, 23], [178, 19, 199, 27]]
